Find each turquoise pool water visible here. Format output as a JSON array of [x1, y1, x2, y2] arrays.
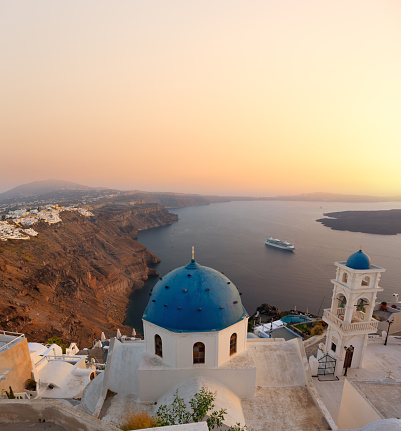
[[281, 315, 311, 324]]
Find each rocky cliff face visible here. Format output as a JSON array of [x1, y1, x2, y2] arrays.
[[0, 204, 176, 346]]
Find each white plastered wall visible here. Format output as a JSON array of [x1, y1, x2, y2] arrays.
[[326, 326, 368, 376], [337, 379, 381, 430], [144, 322, 218, 368], [140, 318, 255, 401], [143, 318, 248, 369], [138, 363, 256, 401], [217, 319, 248, 366]]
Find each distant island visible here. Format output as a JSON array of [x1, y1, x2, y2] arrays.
[[317, 209, 401, 235], [266, 192, 401, 203]]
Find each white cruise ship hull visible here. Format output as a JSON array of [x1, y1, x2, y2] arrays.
[[265, 239, 295, 251]]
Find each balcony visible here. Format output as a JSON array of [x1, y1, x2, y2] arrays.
[[323, 309, 379, 335], [0, 330, 25, 355]]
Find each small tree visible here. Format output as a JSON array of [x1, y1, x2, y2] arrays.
[[156, 387, 247, 431], [25, 378, 37, 391], [47, 337, 67, 354], [156, 390, 191, 425]]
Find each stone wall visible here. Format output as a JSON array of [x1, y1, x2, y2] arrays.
[[0, 399, 119, 431], [337, 379, 381, 430]]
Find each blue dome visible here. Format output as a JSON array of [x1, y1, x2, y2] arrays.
[[346, 249, 371, 270], [143, 259, 248, 332]]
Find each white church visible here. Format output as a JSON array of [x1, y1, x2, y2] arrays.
[[320, 249, 385, 376], [80, 249, 401, 431]]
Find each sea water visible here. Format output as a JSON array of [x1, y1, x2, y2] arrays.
[[126, 200, 401, 332]]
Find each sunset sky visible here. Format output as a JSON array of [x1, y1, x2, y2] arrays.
[[1, 0, 400, 196]]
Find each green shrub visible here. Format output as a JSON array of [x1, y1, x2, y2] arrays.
[[156, 387, 248, 431], [47, 337, 67, 354], [25, 379, 37, 391]]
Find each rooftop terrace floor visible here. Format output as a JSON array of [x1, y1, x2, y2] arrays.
[[312, 340, 401, 423]]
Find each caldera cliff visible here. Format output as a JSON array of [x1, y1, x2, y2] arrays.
[[0, 203, 177, 346]]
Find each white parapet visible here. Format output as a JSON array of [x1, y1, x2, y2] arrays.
[[323, 309, 379, 336]]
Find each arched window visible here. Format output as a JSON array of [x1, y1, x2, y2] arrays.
[[356, 298, 368, 312], [193, 342, 205, 364], [361, 276, 370, 286], [338, 294, 347, 308], [342, 273, 348, 283], [230, 333, 237, 356], [155, 334, 162, 357]]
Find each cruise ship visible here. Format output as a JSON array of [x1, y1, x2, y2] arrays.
[[265, 236, 295, 251]]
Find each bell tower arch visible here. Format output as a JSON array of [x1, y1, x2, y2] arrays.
[[323, 249, 385, 376]]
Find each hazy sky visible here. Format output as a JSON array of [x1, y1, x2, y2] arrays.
[[1, 1, 400, 196]]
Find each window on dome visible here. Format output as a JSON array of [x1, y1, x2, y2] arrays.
[[361, 276, 370, 286], [342, 273, 348, 283], [155, 334, 163, 357], [193, 342, 205, 364], [230, 333, 237, 356]]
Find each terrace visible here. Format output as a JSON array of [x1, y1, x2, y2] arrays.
[[323, 309, 379, 335], [0, 331, 25, 355]]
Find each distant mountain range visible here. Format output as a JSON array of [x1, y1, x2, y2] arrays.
[[0, 179, 105, 200], [0, 180, 115, 205], [0, 180, 400, 204]]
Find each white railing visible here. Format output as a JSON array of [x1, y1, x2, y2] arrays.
[[355, 310, 366, 321], [323, 309, 379, 334], [337, 308, 345, 317], [35, 354, 84, 368], [46, 355, 81, 362], [34, 355, 48, 368], [0, 331, 25, 354]]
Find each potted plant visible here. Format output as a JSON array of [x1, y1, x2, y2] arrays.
[[381, 301, 388, 311]]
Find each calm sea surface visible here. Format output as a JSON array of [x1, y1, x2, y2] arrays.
[[125, 201, 401, 332]]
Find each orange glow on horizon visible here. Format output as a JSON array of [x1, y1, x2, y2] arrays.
[[0, 0, 400, 197]]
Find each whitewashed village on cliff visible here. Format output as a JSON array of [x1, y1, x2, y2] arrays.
[[0, 205, 93, 241]]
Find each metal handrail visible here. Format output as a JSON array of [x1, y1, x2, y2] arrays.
[[0, 331, 25, 354], [46, 355, 82, 361], [0, 330, 25, 336]]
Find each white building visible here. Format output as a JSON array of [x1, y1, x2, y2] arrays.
[[322, 249, 385, 376], [28, 342, 96, 399], [81, 255, 333, 430]]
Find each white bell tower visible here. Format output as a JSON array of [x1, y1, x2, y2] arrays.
[[322, 249, 385, 376]]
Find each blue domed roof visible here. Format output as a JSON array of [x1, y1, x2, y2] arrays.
[[143, 259, 248, 332], [346, 249, 371, 270]]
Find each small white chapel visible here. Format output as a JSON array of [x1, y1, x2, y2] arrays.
[[80, 250, 330, 430], [80, 249, 400, 431]]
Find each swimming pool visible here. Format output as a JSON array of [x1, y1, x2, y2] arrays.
[[280, 315, 311, 324]]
